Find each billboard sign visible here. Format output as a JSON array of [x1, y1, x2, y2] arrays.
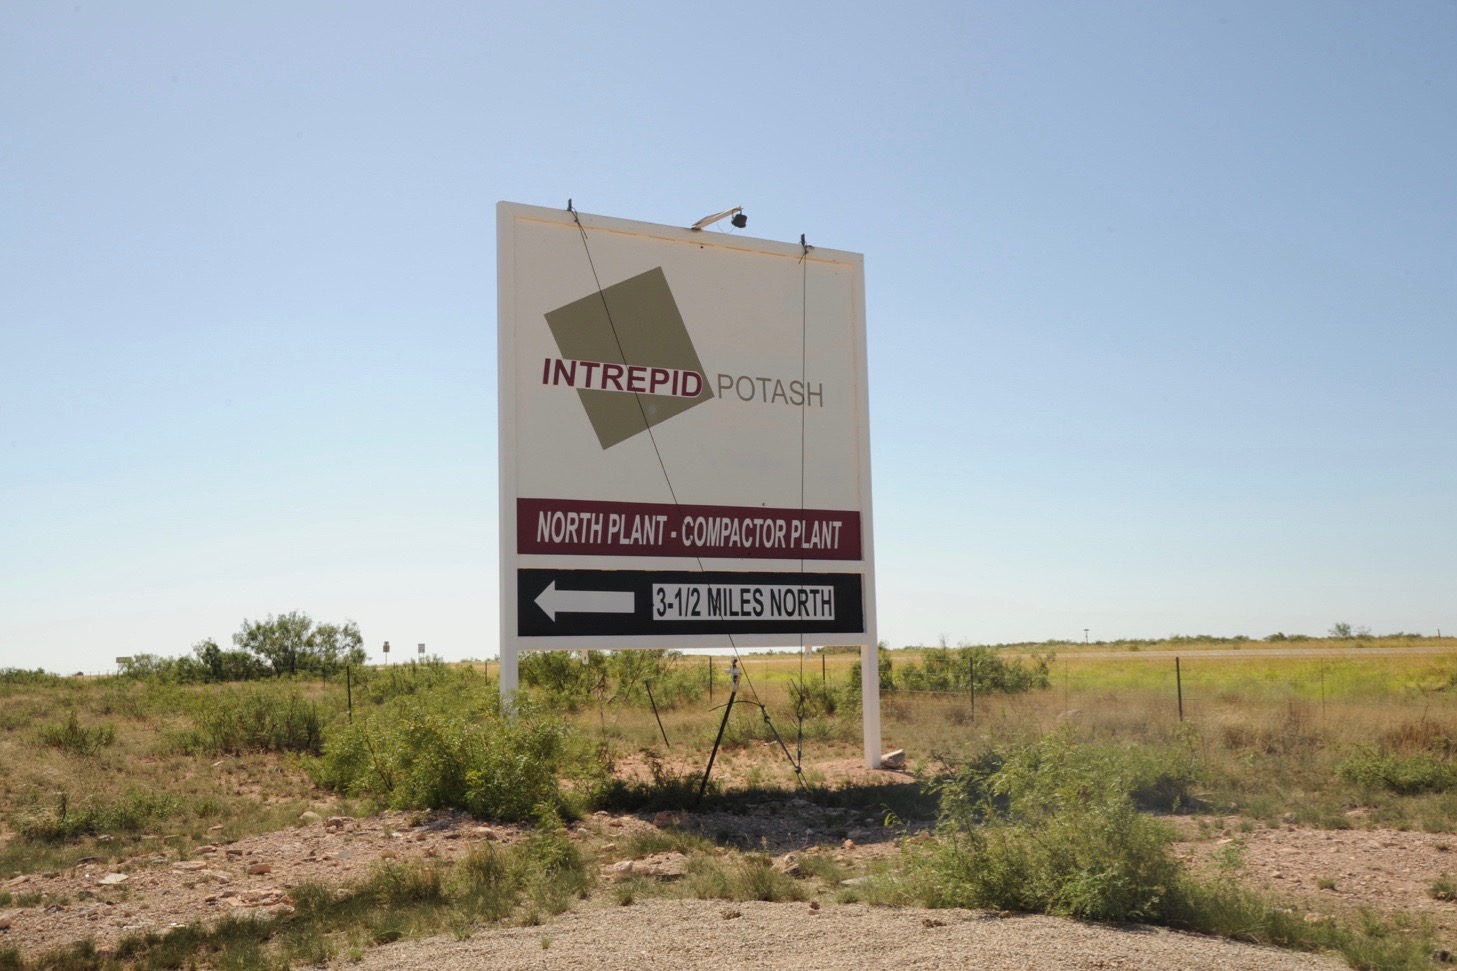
[[498, 202, 880, 762]]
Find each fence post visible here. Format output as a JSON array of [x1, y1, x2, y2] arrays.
[[1320, 659, 1327, 722], [346, 665, 353, 723], [1175, 656, 1184, 722], [968, 650, 976, 722], [707, 656, 714, 702]]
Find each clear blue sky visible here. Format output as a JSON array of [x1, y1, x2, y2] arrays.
[[3, 2, 1454, 673]]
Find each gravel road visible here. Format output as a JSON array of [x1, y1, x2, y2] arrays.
[[338, 899, 1347, 971]]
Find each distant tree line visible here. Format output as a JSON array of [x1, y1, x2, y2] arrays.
[[119, 611, 364, 683]]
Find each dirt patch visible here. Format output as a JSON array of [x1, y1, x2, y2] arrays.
[[1181, 821, 1457, 940], [0, 811, 525, 955]]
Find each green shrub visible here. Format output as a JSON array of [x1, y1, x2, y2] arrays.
[[845, 651, 894, 698], [517, 814, 591, 913], [454, 844, 519, 921], [1429, 874, 1457, 901], [924, 795, 1182, 921], [788, 675, 848, 718], [314, 693, 588, 822], [174, 687, 324, 755], [893, 646, 1053, 695], [352, 657, 465, 705], [367, 859, 447, 907], [518, 651, 600, 711], [923, 733, 1199, 922], [515, 650, 706, 713], [0, 668, 64, 688], [15, 789, 180, 842], [917, 732, 1437, 968], [686, 853, 805, 903], [1337, 750, 1457, 795], [37, 712, 116, 756]]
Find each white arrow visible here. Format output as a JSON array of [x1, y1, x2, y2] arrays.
[[534, 581, 635, 622]]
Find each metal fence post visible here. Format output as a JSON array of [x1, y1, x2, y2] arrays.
[[1176, 656, 1184, 722]]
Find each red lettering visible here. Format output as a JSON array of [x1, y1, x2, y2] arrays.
[[626, 365, 647, 393], [551, 358, 577, 386]]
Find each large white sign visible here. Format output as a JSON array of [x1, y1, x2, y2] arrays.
[[498, 201, 881, 765]]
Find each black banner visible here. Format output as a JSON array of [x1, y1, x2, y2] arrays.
[[518, 568, 865, 637]]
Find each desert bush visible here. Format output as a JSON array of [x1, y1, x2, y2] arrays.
[[518, 650, 601, 711], [314, 692, 588, 822], [787, 674, 848, 718], [517, 812, 592, 914], [454, 843, 519, 922], [894, 646, 1053, 695], [1337, 749, 1457, 795], [845, 651, 894, 698], [174, 687, 324, 755], [367, 858, 447, 908], [923, 734, 1186, 921], [14, 789, 180, 842], [0, 669, 65, 688], [612, 650, 706, 710], [1380, 718, 1457, 756], [37, 712, 116, 756], [917, 732, 1436, 967], [517, 650, 706, 714]]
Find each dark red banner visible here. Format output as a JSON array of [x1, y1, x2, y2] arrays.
[[518, 497, 862, 560]]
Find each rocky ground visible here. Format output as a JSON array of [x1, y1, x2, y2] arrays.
[[1, 760, 1454, 966]]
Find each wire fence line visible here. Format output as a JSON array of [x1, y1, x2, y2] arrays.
[[52, 648, 1457, 726], [861, 653, 1457, 727]]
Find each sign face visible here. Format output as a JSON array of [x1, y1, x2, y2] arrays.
[[498, 202, 877, 655]]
